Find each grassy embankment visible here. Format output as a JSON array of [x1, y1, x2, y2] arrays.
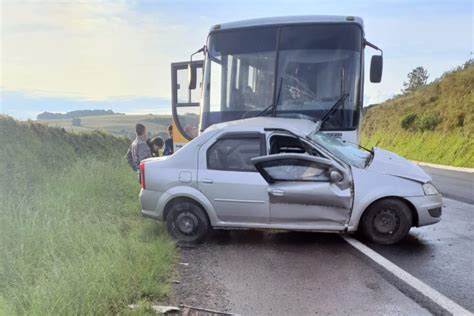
[[361, 61, 473, 167], [0, 116, 175, 315]]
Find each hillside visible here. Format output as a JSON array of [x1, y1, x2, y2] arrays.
[[38, 113, 173, 139], [0, 116, 175, 314], [361, 61, 474, 167]]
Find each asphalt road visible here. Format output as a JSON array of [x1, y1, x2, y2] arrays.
[[173, 166, 474, 314], [366, 198, 474, 312], [363, 167, 474, 312], [174, 231, 430, 315], [421, 166, 474, 204]]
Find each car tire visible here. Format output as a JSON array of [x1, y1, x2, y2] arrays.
[[360, 198, 412, 245], [166, 200, 210, 243]]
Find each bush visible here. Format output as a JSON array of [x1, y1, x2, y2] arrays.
[[428, 95, 437, 103], [418, 112, 441, 131], [456, 114, 465, 127], [400, 112, 441, 131], [401, 113, 418, 130]]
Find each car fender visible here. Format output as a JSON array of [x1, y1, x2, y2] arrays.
[[347, 168, 424, 231], [157, 185, 219, 225]]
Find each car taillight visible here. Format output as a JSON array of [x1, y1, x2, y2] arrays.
[[139, 162, 146, 189]]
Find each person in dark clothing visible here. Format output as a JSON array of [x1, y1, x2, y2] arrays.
[[163, 124, 174, 156], [148, 136, 164, 157], [126, 123, 152, 172]]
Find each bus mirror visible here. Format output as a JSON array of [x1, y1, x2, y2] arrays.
[[188, 64, 197, 90], [188, 46, 205, 90], [370, 55, 383, 83]]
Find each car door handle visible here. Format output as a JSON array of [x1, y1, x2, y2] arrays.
[[201, 178, 214, 184], [270, 189, 285, 196]]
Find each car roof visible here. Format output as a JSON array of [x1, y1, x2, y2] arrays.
[[205, 117, 319, 137], [212, 15, 364, 31]]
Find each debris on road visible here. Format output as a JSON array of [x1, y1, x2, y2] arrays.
[[180, 305, 238, 316], [128, 304, 180, 314], [128, 304, 236, 315]]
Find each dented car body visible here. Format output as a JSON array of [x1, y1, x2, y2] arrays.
[[140, 117, 442, 244]]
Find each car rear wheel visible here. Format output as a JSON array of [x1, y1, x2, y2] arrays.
[[360, 198, 412, 245], [166, 201, 210, 243]]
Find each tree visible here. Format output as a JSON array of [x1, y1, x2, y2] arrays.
[[402, 66, 429, 94], [71, 118, 81, 126]]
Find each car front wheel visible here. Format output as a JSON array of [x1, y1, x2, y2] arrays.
[[360, 198, 413, 245], [166, 200, 210, 243]]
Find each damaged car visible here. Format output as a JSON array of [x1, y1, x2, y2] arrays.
[[139, 117, 442, 244]]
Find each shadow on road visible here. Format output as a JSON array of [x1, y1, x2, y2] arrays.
[[206, 230, 344, 247], [362, 232, 432, 255]]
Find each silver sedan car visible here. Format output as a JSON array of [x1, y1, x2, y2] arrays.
[[139, 117, 442, 244]]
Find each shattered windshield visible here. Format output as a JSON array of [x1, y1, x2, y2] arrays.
[[309, 131, 370, 168]]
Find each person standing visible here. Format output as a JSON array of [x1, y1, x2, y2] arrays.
[[163, 124, 174, 156], [126, 123, 152, 172]]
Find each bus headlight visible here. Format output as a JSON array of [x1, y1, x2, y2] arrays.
[[423, 182, 439, 195]]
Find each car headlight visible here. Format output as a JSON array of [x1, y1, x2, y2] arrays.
[[423, 182, 439, 195]]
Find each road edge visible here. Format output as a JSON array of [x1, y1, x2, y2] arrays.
[[342, 236, 472, 316], [413, 161, 474, 173]]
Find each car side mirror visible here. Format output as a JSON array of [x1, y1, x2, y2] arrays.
[[370, 55, 383, 83], [329, 170, 343, 183], [188, 64, 197, 90]]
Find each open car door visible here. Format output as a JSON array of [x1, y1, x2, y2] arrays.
[[171, 60, 204, 150], [251, 153, 353, 231]]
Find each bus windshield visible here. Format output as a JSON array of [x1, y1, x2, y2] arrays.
[[202, 23, 363, 131]]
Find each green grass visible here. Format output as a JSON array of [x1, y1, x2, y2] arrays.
[[361, 61, 474, 167], [361, 130, 473, 167], [0, 116, 176, 315]]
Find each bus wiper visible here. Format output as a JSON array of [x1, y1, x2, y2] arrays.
[[255, 104, 274, 117], [320, 93, 349, 125], [342, 139, 374, 154], [256, 77, 283, 117]]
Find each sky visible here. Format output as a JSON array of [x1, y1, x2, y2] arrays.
[[0, 0, 472, 120]]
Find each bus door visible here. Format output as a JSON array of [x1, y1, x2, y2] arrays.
[[171, 60, 204, 151]]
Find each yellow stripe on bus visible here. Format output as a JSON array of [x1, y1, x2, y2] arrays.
[[172, 121, 190, 152]]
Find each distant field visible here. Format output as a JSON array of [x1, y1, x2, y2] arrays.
[[38, 114, 173, 139]]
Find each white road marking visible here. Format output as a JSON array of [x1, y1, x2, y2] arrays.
[[412, 160, 474, 173], [342, 236, 473, 316]]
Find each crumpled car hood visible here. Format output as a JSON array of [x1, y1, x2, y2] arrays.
[[366, 147, 431, 183]]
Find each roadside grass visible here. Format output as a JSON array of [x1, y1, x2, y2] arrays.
[[361, 130, 474, 167], [0, 117, 176, 315]]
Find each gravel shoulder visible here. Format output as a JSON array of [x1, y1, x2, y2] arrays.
[[171, 240, 232, 313]]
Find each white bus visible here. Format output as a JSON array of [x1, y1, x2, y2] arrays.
[[171, 15, 383, 149]]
